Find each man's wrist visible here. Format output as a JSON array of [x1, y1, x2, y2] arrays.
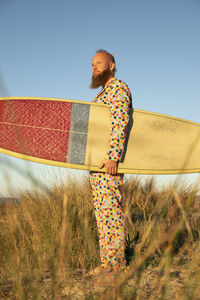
[[106, 154, 120, 162]]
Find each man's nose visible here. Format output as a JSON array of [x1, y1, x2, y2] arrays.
[[92, 66, 97, 73]]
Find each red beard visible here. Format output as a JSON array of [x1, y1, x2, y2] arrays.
[[90, 69, 112, 89]]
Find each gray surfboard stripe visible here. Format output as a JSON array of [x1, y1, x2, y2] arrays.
[[67, 103, 90, 164]]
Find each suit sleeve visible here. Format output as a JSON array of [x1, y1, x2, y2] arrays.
[[106, 82, 132, 162]]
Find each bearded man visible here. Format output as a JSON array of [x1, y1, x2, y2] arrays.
[[89, 50, 132, 279]]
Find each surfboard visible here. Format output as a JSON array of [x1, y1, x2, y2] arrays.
[[0, 97, 200, 175]]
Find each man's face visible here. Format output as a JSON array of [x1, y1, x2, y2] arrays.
[[92, 53, 110, 76], [90, 53, 113, 89]]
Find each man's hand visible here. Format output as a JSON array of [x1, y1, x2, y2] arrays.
[[99, 159, 118, 175]]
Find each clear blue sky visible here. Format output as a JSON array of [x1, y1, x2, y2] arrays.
[[0, 0, 200, 196]]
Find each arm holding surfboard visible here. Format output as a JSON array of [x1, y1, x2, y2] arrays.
[[99, 81, 132, 174]]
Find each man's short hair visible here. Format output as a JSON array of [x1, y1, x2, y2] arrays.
[[96, 49, 117, 74]]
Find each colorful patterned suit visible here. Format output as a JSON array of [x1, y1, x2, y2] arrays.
[[90, 77, 132, 276]]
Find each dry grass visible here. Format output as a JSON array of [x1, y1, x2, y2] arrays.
[[0, 175, 200, 299]]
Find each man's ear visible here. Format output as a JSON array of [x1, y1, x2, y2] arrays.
[[110, 62, 115, 72]]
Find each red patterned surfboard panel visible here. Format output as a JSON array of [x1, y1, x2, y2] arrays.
[[0, 99, 73, 162]]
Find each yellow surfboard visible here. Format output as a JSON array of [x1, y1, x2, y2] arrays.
[[0, 97, 200, 175]]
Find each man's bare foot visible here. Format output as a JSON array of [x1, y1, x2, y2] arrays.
[[84, 266, 103, 278], [95, 273, 115, 287]]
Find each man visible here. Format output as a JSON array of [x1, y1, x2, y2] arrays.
[[90, 50, 132, 278]]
